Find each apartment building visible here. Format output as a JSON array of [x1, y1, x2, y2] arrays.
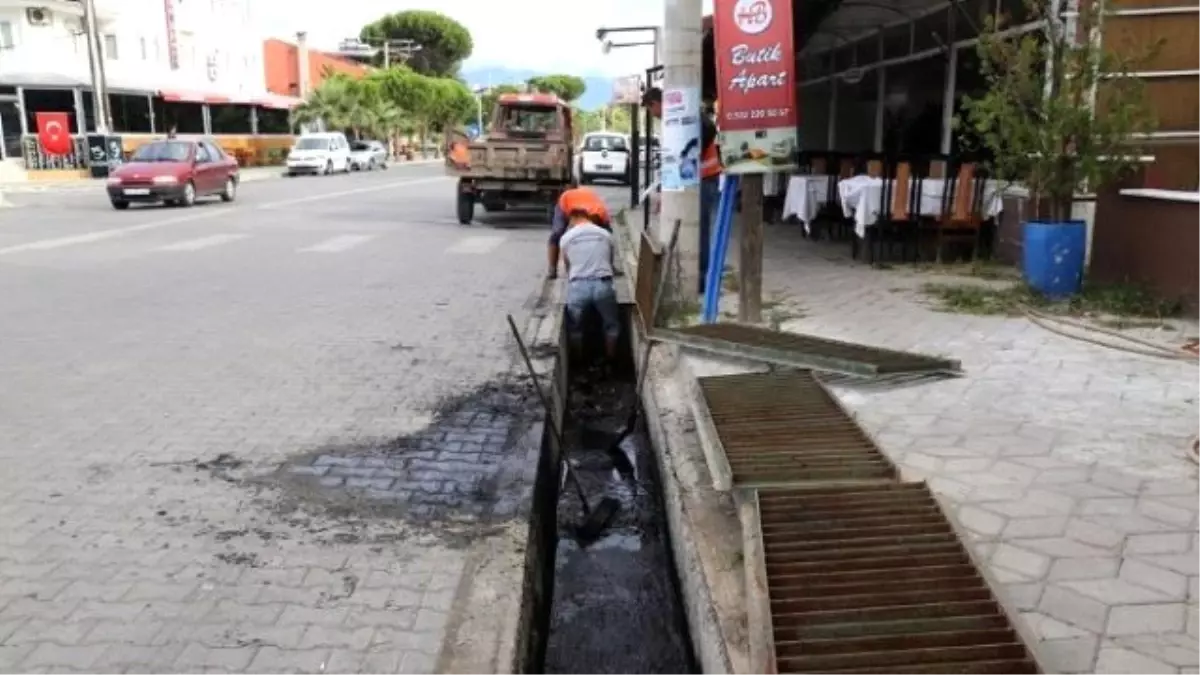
[[0, 0, 287, 164]]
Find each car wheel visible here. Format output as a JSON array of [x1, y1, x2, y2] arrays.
[[580, 173, 591, 185], [367, 159, 376, 171], [324, 160, 333, 175], [111, 200, 129, 210], [456, 189, 474, 225], [380, 161, 388, 170], [164, 199, 179, 207], [284, 171, 294, 177], [220, 177, 236, 202], [181, 181, 196, 207]]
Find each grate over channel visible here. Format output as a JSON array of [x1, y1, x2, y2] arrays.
[[696, 370, 897, 488], [756, 483, 1041, 674], [657, 322, 962, 377]]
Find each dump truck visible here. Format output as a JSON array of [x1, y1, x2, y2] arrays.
[[445, 93, 575, 225]]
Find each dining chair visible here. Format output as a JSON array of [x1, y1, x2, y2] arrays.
[[929, 162, 990, 262]]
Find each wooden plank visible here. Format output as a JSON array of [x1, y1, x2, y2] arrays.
[[739, 173, 765, 323]]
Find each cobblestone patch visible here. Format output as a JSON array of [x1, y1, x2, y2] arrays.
[[274, 380, 540, 526]]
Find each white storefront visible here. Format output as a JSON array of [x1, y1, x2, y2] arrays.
[[0, 0, 284, 163]]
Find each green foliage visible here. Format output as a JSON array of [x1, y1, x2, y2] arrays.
[[292, 67, 475, 143], [956, 0, 1159, 221], [572, 106, 633, 137], [360, 10, 473, 77], [525, 74, 587, 102]]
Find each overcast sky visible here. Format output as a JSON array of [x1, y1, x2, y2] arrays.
[[255, 0, 714, 77]]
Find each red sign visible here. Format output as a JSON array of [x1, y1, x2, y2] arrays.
[[164, 0, 179, 70], [35, 112, 72, 156], [713, 0, 799, 172], [713, 0, 797, 131]]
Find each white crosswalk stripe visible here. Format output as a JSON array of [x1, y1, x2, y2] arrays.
[[156, 234, 249, 252], [445, 234, 505, 255], [298, 234, 376, 253]]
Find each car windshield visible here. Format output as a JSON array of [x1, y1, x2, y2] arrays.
[[351, 142, 371, 151], [131, 141, 191, 162], [585, 136, 628, 152], [295, 137, 330, 151]]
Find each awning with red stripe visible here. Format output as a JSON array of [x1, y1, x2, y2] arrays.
[[159, 89, 232, 104], [254, 93, 303, 110]]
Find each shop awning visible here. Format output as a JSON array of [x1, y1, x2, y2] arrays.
[[254, 93, 303, 110], [158, 89, 233, 104]]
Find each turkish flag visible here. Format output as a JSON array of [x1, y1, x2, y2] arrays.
[[36, 112, 73, 156]]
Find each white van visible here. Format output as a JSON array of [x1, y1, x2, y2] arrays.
[[576, 132, 632, 185], [285, 132, 352, 176]]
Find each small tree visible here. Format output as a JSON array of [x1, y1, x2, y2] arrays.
[[958, 0, 1159, 222]]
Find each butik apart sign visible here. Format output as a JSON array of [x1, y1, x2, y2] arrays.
[[164, 0, 179, 70], [713, 0, 799, 173]]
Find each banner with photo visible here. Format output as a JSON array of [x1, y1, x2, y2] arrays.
[[713, 0, 800, 174]]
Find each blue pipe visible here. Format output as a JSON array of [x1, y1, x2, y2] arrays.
[[703, 174, 739, 323]]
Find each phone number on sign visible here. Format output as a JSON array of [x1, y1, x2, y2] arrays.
[[725, 107, 791, 121]]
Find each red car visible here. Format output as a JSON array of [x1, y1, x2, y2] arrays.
[[106, 138, 240, 210]]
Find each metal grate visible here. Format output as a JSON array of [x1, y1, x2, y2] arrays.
[[757, 483, 1041, 674], [657, 323, 962, 377], [695, 371, 897, 488], [635, 231, 664, 332]]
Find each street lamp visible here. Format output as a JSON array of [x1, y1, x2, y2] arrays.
[[595, 25, 660, 66]]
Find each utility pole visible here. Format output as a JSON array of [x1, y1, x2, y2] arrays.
[[82, 0, 110, 133], [383, 41, 389, 68], [660, 0, 703, 303]]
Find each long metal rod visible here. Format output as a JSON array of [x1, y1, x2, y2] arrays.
[[82, 0, 110, 133]]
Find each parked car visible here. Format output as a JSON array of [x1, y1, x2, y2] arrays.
[[285, 132, 352, 176], [349, 140, 389, 171], [577, 132, 631, 185], [105, 138, 239, 210]]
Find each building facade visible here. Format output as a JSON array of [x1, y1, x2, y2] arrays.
[[263, 37, 369, 98], [0, 0, 295, 167]]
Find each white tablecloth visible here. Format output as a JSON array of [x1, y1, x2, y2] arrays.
[[843, 177, 1005, 238], [781, 175, 834, 231]]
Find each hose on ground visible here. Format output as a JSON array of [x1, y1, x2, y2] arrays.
[[1018, 304, 1199, 466]]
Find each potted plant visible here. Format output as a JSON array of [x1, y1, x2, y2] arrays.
[[958, 0, 1158, 298]]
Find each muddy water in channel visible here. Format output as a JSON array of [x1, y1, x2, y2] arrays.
[[542, 364, 697, 674]]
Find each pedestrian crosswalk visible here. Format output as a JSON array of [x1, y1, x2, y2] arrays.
[[157, 233, 249, 252], [298, 234, 376, 253]]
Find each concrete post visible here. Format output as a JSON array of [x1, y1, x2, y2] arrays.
[[660, 0, 704, 305], [296, 31, 311, 98]]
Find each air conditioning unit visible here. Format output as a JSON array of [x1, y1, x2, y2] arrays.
[[26, 7, 52, 26]]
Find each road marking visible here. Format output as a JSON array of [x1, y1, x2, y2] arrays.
[[256, 176, 448, 210], [299, 234, 375, 253], [156, 233, 248, 252], [0, 175, 448, 257], [445, 234, 505, 255]]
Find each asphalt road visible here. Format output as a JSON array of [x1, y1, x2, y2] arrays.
[[0, 165, 630, 673]]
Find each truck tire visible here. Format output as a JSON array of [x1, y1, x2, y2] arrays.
[[456, 190, 474, 225]]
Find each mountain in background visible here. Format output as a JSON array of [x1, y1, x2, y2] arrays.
[[460, 66, 616, 110]]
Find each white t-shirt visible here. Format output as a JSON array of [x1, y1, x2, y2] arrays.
[[559, 223, 614, 281]]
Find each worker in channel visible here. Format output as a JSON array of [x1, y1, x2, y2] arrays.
[[557, 197, 620, 365], [547, 183, 611, 279], [642, 87, 721, 294]]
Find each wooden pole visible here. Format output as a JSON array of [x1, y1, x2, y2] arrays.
[[738, 173, 764, 323]]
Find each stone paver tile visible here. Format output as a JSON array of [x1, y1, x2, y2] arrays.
[[955, 505, 1007, 537], [1063, 578, 1174, 604], [19, 643, 109, 671], [1036, 634, 1100, 674], [992, 543, 1051, 578], [1049, 557, 1122, 581], [1003, 581, 1046, 612], [1126, 533, 1195, 555], [1004, 515, 1071, 539], [173, 642, 259, 671], [1115, 632, 1200, 668], [1120, 558, 1189, 596], [1138, 499, 1199, 528], [1065, 519, 1127, 549], [1039, 584, 1110, 633], [1020, 536, 1111, 559], [1021, 611, 1089, 639], [1081, 497, 1139, 517], [1141, 552, 1200, 577], [245, 646, 332, 674], [1095, 644, 1177, 674], [401, 649, 439, 673], [1108, 602, 1189, 636]]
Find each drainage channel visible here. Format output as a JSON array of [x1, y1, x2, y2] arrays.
[[538, 309, 697, 674], [755, 483, 1041, 674], [696, 370, 898, 488]]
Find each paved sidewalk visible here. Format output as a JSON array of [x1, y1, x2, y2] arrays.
[[693, 223, 1199, 674]]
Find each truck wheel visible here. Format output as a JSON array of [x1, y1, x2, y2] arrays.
[[456, 191, 474, 225]]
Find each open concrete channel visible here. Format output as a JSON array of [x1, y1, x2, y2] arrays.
[[520, 306, 698, 674]]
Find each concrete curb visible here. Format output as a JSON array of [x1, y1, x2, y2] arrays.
[[614, 209, 747, 674]]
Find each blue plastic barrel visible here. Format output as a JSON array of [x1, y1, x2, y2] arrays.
[[1022, 220, 1087, 298]]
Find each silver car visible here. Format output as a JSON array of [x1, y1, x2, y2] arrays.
[[349, 140, 389, 171]]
